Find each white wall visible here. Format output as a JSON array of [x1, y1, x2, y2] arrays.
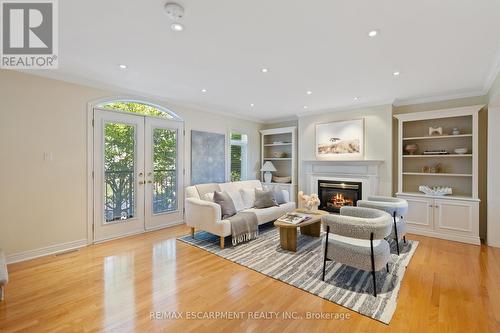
[[297, 104, 393, 195], [488, 71, 500, 246], [0, 70, 262, 258]]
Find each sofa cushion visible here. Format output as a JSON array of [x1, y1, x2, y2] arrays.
[[226, 191, 245, 212], [203, 192, 214, 202], [254, 188, 278, 208], [239, 188, 256, 209], [195, 183, 221, 199], [243, 202, 296, 224], [213, 191, 237, 219], [272, 186, 287, 204]]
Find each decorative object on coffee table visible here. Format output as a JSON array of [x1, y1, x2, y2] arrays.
[[260, 161, 277, 183], [274, 209, 328, 252], [298, 191, 321, 211], [404, 144, 418, 155], [418, 185, 453, 196], [428, 126, 443, 136]]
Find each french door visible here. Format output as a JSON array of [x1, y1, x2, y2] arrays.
[[93, 109, 184, 242]]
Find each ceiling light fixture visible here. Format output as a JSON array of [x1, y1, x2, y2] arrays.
[[119, 64, 127, 69], [171, 23, 184, 32], [250, 103, 255, 107], [354, 97, 360, 101], [368, 29, 379, 37], [393, 71, 400, 76], [261, 68, 269, 73], [201, 88, 207, 93], [303, 106, 308, 109], [306, 91, 312, 95]]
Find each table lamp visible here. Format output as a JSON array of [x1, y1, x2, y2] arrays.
[[261, 161, 277, 183]]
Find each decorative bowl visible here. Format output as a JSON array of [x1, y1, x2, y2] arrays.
[[273, 151, 287, 158], [419, 185, 452, 196], [272, 175, 292, 183], [404, 144, 419, 155], [454, 148, 468, 155]]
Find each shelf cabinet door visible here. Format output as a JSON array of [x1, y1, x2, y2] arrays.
[[399, 195, 434, 231], [434, 199, 479, 238]]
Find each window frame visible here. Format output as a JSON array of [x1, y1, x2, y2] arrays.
[[229, 130, 249, 182]]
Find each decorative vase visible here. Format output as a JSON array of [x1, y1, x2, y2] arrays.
[[404, 144, 419, 155]]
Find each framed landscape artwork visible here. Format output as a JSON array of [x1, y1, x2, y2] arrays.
[[315, 119, 364, 159]]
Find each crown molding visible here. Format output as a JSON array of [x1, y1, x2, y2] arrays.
[[263, 115, 299, 124], [483, 48, 500, 94], [16, 70, 266, 124], [296, 99, 394, 118], [393, 90, 486, 107]]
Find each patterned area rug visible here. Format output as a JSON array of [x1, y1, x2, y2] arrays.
[[178, 225, 418, 324]]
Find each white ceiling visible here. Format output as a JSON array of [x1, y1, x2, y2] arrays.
[[37, 0, 500, 121]]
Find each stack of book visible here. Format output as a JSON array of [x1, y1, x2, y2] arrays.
[[277, 212, 311, 225]]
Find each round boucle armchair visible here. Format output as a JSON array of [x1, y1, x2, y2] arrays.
[[357, 196, 409, 255], [321, 206, 392, 297]]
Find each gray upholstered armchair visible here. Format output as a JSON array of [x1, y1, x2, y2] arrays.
[[357, 196, 408, 255], [321, 206, 392, 297]]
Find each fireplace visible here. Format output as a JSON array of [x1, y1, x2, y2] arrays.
[[318, 180, 362, 213]]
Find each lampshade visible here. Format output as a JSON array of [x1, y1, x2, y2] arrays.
[[261, 161, 277, 172]]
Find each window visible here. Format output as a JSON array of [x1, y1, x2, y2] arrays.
[[230, 132, 248, 182], [98, 101, 175, 119]]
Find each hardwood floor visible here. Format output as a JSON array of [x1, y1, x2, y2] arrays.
[[1, 224, 499, 332]]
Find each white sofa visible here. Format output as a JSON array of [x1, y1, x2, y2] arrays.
[[185, 180, 296, 248]]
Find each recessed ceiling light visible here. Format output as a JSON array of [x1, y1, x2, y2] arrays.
[[250, 103, 255, 107], [306, 91, 312, 95], [201, 89, 207, 93], [354, 97, 360, 101], [303, 105, 308, 109], [261, 68, 269, 73], [119, 64, 127, 69], [171, 23, 184, 32], [368, 29, 379, 37], [393, 71, 400, 76]]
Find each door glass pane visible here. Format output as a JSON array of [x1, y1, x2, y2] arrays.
[[104, 123, 136, 222], [152, 128, 177, 214]]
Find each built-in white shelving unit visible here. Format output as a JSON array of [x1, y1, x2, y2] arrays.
[[260, 127, 297, 202], [394, 105, 483, 245]]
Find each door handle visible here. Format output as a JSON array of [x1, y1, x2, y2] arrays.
[[147, 180, 152, 184], [138, 181, 145, 185]]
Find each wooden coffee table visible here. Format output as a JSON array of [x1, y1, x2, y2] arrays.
[[274, 209, 329, 252]]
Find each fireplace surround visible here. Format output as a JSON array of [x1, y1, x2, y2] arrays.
[[318, 180, 362, 213]]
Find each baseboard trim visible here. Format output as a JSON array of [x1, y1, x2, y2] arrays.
[[6, 239, 88, 264], [407, 227, 481, 245], [145, 220, 185, 231]]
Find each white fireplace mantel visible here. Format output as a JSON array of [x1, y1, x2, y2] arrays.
[[302, 159, 385, 200]]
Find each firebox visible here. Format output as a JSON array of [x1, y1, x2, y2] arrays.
[[318, 180, 362, 213]]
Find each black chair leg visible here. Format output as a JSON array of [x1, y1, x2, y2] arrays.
[[386, 263, 389, 273], [403, 235, 407, 244], [372, 270, 377, 297], [393, 212, 400, 255], [322, 226, 330, 281], [370, 233, 377, 297]]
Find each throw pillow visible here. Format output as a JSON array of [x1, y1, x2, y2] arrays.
[[239, 188, 256, 209], [226, 191, 245, 212], [254, 188, 279, 209], [272, 187, 286, 205], [213, 191, 237, 219], [203, 192, 214, 202]]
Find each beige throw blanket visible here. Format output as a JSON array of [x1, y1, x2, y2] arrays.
[[228, 212, 259, 246]]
